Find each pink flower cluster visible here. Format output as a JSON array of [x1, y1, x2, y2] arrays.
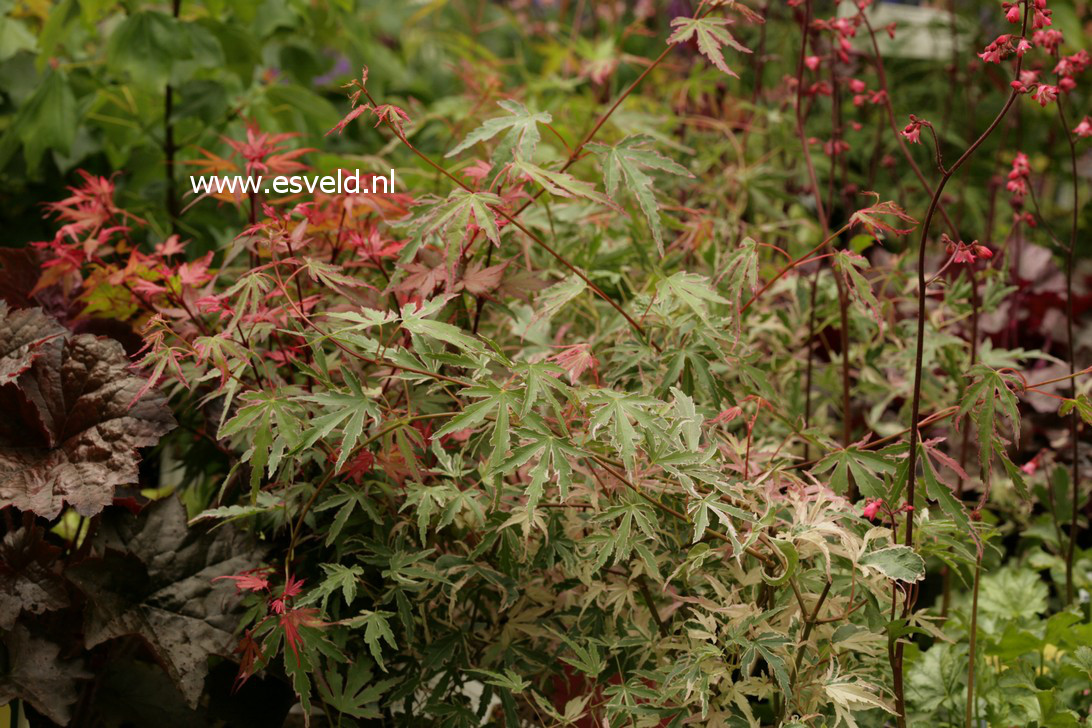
[[1006, 152, 1037, 228], [943, 235, 994, 265], [900, 118, 922, 144]]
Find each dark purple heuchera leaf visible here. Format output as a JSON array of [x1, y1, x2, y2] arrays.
[[66, 496, 265, 707], [0, 304, 176, 519], [0, 526, 70, 630], [0, 302, 66, 386], [0, 625, 92, 725]]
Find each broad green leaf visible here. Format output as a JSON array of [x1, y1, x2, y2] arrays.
[[861, 546, 926, 583], [13, 70, 77, 171], [106, 11, 188, 87]]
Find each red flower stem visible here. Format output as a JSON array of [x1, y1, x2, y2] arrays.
[[1056, 95, 1082, 604], [895, 3, 1031, 725], [792, 0, 828, 464]]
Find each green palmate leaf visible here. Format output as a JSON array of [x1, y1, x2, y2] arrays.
[[657, 271, 729, 327], [553, 633, 605, 677], [297, 257, 369, 290], [514, 361, 572, 418], [446, 99, 551, 167], [861, 546, 926, 583], [434, 383, 521, 470], [814, 445, 897, 498], [720, 237, 759, 330], [513, 159, 619, 209], [299, 372, 380, 472], [503, 425, 581, 506], [345, 610, 398, 671], [401, 300, 485, 353], [314, 483, 381, 546], [959, 364, 1021, 483], [586, 390, 662, 473], [667, 16, 751, 78], [670, 386, 703, 452], [304, 563, 364, 611], [106, 11, 187, 88], [409, 189, 503, 274], [587, 135, 693, 255], [918, 443, 970, 531], [219, 390, 305, 491], [730, 623, 791, 697], [687, 487, 754, 555], [1059, 393, 1092, 425], [529, 275, 586, 328], [402, 481, 466, 541], [590, 499, 657, 568], [316, 661, 397, 720], [465, 668, 531, 694]]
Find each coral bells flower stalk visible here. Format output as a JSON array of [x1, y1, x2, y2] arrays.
[[1007, 152, 1031, 204]]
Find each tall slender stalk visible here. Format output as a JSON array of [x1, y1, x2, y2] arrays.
[[893, 5, 1031, 724], [965, 552, 982, 728], [1055, 96, 1082, 604], [793, 0, 829, 464]]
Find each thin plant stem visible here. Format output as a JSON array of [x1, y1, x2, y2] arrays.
[[895, 4, 1031, 724], [1055, 96, 1082, 604]]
